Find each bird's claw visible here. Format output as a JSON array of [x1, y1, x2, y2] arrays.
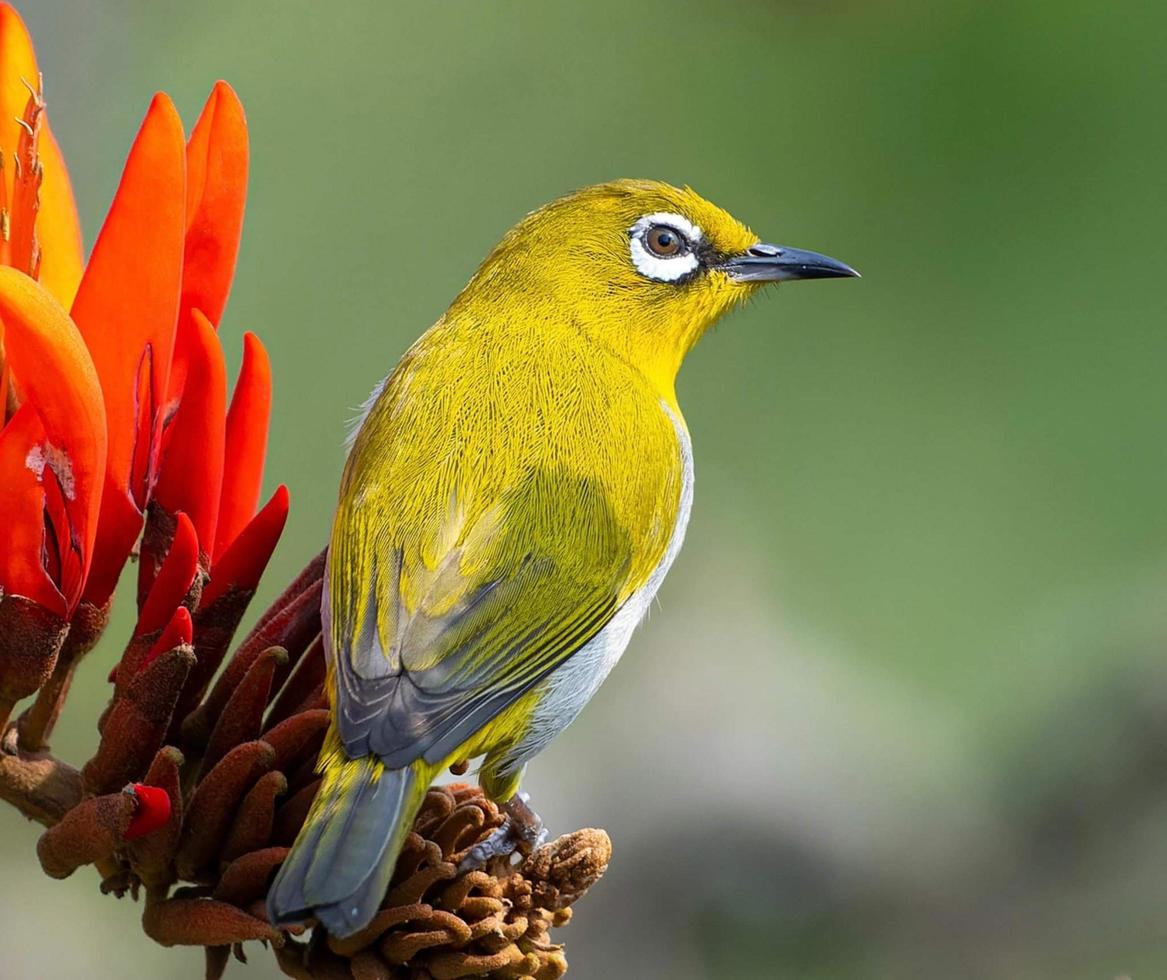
[[457, 823, 517, 872], [457, 791, 546, 873]]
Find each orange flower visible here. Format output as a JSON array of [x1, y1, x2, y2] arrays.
[[0, 2, 287, 741], [0, 5, 103, 619]]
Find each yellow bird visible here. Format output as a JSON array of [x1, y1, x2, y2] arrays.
[[268, 179, 857, 936]]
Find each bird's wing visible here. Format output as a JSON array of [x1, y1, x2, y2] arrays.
[[325, 463, 639, 769]]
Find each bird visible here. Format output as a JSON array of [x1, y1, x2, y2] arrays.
[[267, 179, 858, 937]]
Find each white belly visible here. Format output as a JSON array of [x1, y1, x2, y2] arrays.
[[499, 406, 694, 773]]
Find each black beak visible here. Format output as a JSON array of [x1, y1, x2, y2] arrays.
[[721, 242, 860, 282]]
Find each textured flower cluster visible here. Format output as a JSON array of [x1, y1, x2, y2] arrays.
[[32, 552, 608, 980], [277, 782, 611, 980]]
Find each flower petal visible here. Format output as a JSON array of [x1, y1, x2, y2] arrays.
[[152, 310, 226, 558], [74, 94, 186, 605], [0, 403, 60, 612], [164, 83, 249, 407], [139, 604, 193, 674], [35, 122, 83, 308], [183, 80, 247, 330], [214, 331, 271, 560], [108, 603, 193, 684], [137, 510, 199, 636], [202, 484, 288, 608], [0, 4, 83, 306], [0, 267, 106, 611]]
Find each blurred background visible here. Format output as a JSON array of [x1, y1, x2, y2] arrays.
[[4, 1, 1166, 977]]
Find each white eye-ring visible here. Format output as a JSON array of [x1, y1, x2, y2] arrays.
[[628, 212, 703, 282]]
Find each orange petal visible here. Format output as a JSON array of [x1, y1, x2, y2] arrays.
[[0, 323, 8, 408], [0, 5, 83, 306], [163, 82, 248, 408], [214, 331, 270, 560], [74, 94, 186, 605], [36, 121, 84, 308], [152, 310, 226, 557], [0, 5, 38, 184], [0, 267, 106, 611], [183, 80, 247, 330], [0, 403, 60, 612]]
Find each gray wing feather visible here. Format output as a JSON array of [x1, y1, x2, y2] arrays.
[[328, 553, 617, 767]]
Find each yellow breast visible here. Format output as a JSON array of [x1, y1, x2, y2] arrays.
[[345, 309, 686, 615]]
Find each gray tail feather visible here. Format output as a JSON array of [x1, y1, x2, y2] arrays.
[[267, 762, 418, 938]]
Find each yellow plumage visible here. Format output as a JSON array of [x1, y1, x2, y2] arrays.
[[268, 179, 857, 936]]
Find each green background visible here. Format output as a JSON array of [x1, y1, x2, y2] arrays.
[[4, 1, 1167, 977]]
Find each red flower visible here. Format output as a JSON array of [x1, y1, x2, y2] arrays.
[[0, 1, 287, 747]]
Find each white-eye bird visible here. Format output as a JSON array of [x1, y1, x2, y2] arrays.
[[267, 179, 857, 936]]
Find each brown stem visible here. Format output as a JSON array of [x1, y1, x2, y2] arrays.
[[18, 656, 77, 752], [0, 739, 83, 826], [18, 600, 108, 752]]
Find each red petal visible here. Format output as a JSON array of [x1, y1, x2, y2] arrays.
[[136, 511, 198, 636], [75, 94, 186, 606], [139, 604, 193, 673], [152, 310, 226, 558], [214, 332, 271, 560], [0, 404, 60, 612], [0, 269, 107, 611], [124, 783, 173, 841], [201, 485, 288, 608], [183, 80, 247, 330]]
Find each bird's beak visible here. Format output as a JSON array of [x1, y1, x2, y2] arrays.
[[720, 243, 860, 282]]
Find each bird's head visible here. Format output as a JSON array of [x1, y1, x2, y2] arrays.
[[451, 179, 858, 397]]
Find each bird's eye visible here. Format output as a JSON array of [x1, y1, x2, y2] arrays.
[[645, 225, 685, 257]]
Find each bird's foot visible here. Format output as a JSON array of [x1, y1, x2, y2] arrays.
[[0, 723, 21, 756], [458, 791, 547, 872]]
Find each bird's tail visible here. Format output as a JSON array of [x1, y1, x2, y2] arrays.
[[267, 737, 432, 938]]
